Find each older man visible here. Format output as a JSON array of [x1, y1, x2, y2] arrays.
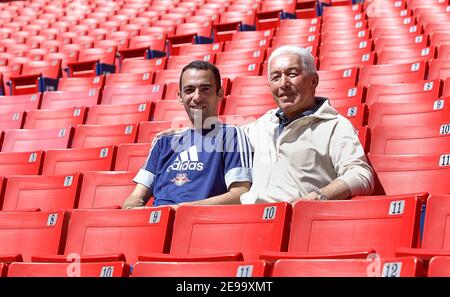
[[240, 45, 374, 204], [122, 61, 252, 209]]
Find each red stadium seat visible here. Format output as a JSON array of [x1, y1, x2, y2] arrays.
[[368, 154, 450, 195], [428, 59, 450, 80], [359, 62, 426, 87], [0, 151, 43, 177], [166, 53, 215, 70], [41, 88, 101, 109], [24, 107, 86, 129], [366, 80, 440, 106], [0, 64, 22, 93], [230, 76, 270, 96], [444, 78, 450, 97], [152, 100, 189, 122], [42, 146, 115, 176], [261, 195, 421, 260], [154, 69, 182, 85], [368, 99, 450, 129], [57, 76, 105, 91], [0, 210, 67, 262], [224, 39, 270, 52], [114, 143, 151, 171], [2, 173, 81, 211], [120, 36, 166, 61], [67, 47, 117, 77], [377, 47, 435, 65], [71, 123, 138, 148], [217, 63, 262, 81], [77, 171, 137, 209], [132, 260, 268, 277], [138, 203, 292, 261], [86, 102, 153, 125], [7, 261, 130, 277], [215, 49, 264, 66], [137, 121, 178, 143], [104, 72, 154, 87], [101, 85, 164, 105], [32, 208, 175, 265], [120, 58, 166, 74], [0, 111, 23, 130], [370, 124, 450, 155], [428, 256, 450, 277], [1, 128, 72, 153], [317, 87, 365, 108], [178, 43, 223, 55], [0, 263, 6, 277], [319, 52, 375, 71], [221, 94, 276, 116], [334, 104, 368, 127], [271, 257, 423, 277], [0, 93, 41, 114]]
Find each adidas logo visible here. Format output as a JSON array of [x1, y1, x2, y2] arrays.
[[167, 146, 204, 172]]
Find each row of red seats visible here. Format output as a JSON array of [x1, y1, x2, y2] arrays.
[[3, 256, 449, 277], [0, 194, 449, 272]]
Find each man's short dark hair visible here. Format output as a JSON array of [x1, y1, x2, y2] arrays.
[[179, 61, 222, 95]]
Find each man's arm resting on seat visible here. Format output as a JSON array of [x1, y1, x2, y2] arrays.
[[301, 179, 352, 201], [122, 183, 152, 209], [180, 181, 251, 206]]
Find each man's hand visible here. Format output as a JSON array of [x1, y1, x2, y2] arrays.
[[122, 195, 146, 209], [122, 184, 152, 210]]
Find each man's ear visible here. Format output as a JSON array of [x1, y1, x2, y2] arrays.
[[177, 90, 183, 104], [311, 73, 319, 89], [217, 87, 224, 100]]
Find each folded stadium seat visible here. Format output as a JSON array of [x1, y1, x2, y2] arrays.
[[71, 123, 138, 149], [256, 2, 296, 30], [334, 104, 368, 128], [7, 261, 130, 277], [0, 151, 43, 177], [428, 257, 450, 277], [319, 52, 375, 71], [168, 21, 214, 55], [73, 36, 96, 50], [42, 146, 115, 176], [377, 47, 435, 65], [429, 32, 450, 49], [370, 122, 450, 155], [119, 35, 166, 62], [132, 260, 269, 277], [371, 25, 423, 41], [368, 100, 450, 130], [266, 31, 319, 47], [104, 72, 154, 87], [316, 68, 360, 85], [120, 57, 166, 74], [0, 93, 41, 113], [105, 31, 131, 51], [2, 173, 81, 211], [0, 210, 68, 262], [359, 62, 426, 88], [321, 20, 368, 33], [214, 11, 257, 42], [101, 85, 164, 105], [271, 257, 423, 277], [0, 65, 22, 94], [320, 47, 373, 60], [277, 17, 321, 34], [354, 125, 370, 153], [221, 94, 277, 116], [217, 63, 262, 81], [77, 171, 137, 209], [444, 77, 450, 97], [152, 100, 190, 122], [0, 111, 24, 130], [368, 154, 450, 195], [316, 77, 357, 92], [58, 75, 105, 91], [136, 121, 177, 143], [428, 59, 450, 80], [67, 47, 117, 77], [260, 195, 421, 261], [1, 127, 72, 153], [31, 208, 175, 265], [223, 38, 270, 52], [374, 35, 428, 53], [24, 107, 87, 130], [215, 49, 265, 66], [230, 76, 271, 96], [26, 48, 49, 62], [320, 38, 373, 55], [366, 80, 441, 106], [41, 88, 101, 110], [114, 143, 151, 171], [153, 69, 183, 86], [394, 195, 450, 268], [166, 53, 215, 70], [178, 42, 224, 56], [138, 203, 292, 262], [317, 88, 365, 109], [232, 29, 275, 41], [86, 101, 152, 126]]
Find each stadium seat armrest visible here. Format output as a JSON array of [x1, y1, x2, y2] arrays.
[[138, 252, 243, 262]]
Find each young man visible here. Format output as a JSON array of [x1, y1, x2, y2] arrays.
[[122, 61, 252, 209]]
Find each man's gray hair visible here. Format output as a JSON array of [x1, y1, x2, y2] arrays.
[[267, 45, 317, 77]]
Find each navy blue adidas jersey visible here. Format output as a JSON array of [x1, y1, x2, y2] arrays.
[[133, 123, 253, 206]]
